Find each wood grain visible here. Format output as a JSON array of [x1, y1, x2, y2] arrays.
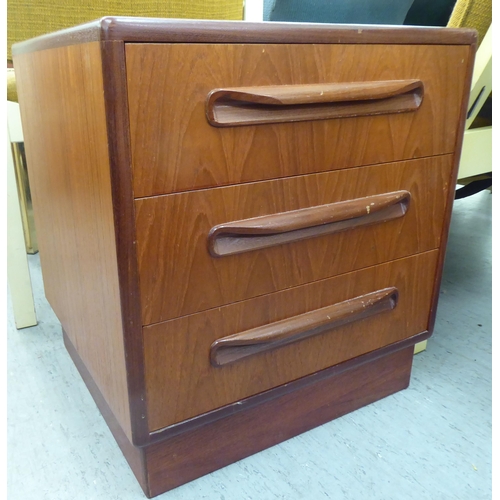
[[206, 80, 423, 127], [13, 42, 133, 440], [126, 43, 468, 196], [136, 156, 452, 324], [144, 346, 414, 497], [143, 250, 438, 430]]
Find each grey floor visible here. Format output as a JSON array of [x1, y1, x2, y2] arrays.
[[8, 191, 492, 500]]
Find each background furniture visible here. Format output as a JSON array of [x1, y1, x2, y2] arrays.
[[7, 0, 244, 61], [268, 0, 415, 24], [13, 17, 475, 497]]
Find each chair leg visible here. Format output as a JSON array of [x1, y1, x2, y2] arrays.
[[414, 340, 427, 354], [455, 176, 492, 199], [7, 132, 37, 328]]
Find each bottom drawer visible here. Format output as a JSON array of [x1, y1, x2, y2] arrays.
[[144, 250, 438, 431]]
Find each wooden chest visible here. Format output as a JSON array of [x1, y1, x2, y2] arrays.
[[13, 17, 476, 497]]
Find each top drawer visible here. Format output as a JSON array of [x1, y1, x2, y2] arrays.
[[126, 43, 469, 197]]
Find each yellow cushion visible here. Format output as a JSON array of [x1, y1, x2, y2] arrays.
[[447, 0, 491, 44], [7, 0, 244, 61], [7, 69, 18, 102]]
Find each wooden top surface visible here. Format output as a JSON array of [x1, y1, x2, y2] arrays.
[[12, 16, 476, 56]]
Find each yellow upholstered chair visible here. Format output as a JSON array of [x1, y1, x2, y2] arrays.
[[7, 1, 244, 62], [7, 1, 245, 328], [448, 0, 490, 43]]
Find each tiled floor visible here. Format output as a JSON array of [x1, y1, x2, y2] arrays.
[[7, 191, 492, 500]]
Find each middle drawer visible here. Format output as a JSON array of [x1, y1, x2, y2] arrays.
[[135, 155, 452, 325]]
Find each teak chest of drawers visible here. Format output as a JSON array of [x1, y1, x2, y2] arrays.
[[13, 17, 475, 497]]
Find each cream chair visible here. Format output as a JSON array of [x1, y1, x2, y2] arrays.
[[449, 0, 492, 190], [457, 24, 492, 182]]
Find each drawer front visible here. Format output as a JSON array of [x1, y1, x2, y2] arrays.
[[144, 250, 438, 430], [126, 43, 468, 197], [136, 155, 452, 324]]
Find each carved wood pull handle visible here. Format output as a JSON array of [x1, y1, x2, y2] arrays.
[[206, 80, 423, 127], [208, 190, 410, 257], [210, 287, 399, 367]]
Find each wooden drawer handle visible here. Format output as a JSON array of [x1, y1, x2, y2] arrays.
[[206, 80, 423, 127], [208, 190, 410, 257], [210, 287, 399, 367]]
